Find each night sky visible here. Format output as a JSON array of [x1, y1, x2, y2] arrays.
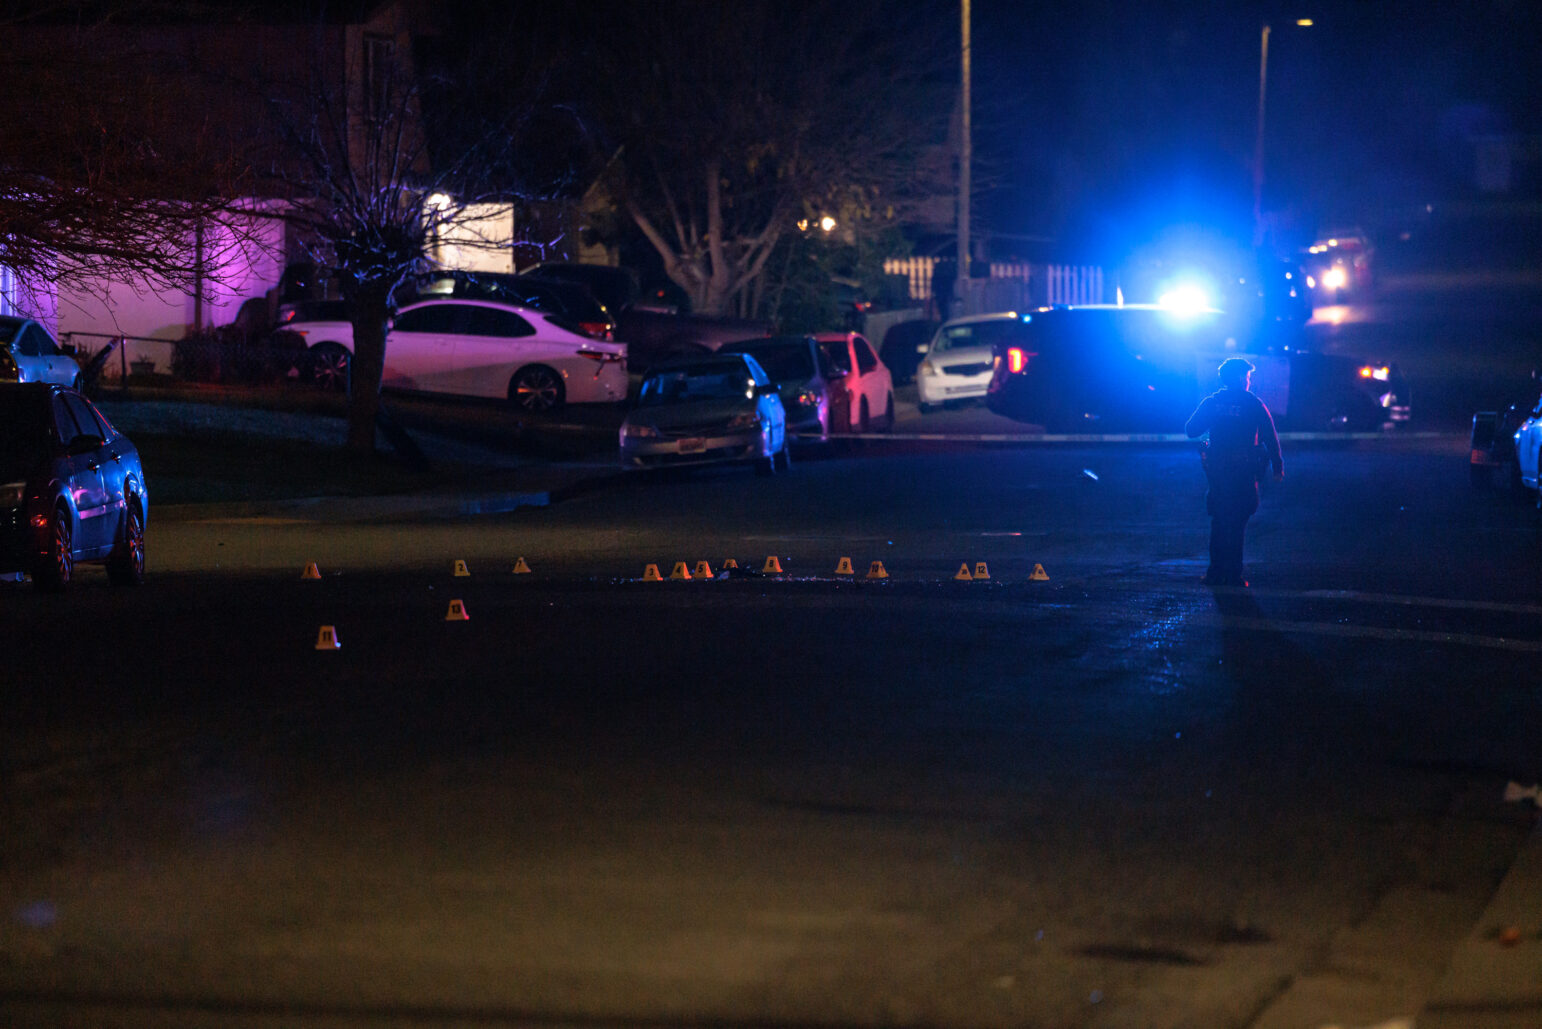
[[968, 0, 1541, 254]]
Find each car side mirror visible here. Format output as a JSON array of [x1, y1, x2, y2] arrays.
[[67, 434, 105, 456]]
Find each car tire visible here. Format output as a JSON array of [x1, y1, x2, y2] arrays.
[[879, 392, 895, 432], [509, 365, 565, 414], [310, 342, 351, 394], [858, 397, 870, 434], [106, 501, 145, 586], [32, 505, 73, 592]]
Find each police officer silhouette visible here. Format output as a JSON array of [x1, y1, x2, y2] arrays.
[[1185, 357, 1283, 587]]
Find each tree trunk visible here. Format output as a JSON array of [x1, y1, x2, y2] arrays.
[[343, 283, 393, 454]]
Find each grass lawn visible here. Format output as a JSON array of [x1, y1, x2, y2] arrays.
[[129, 431, 468, 505]]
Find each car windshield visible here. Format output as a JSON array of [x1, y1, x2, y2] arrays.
[[817, 342, 851, 375], [638, 364, 756, 406], [727, 344, 813, 383], [933, 320, 1030, 353]]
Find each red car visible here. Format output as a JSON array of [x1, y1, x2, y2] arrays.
[[813, 332, 895, 433]]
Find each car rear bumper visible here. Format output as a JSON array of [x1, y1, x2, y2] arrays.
[[0, 509, 40, 573]]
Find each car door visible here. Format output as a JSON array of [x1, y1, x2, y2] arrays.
[[385, 304, 464, 391], [451, 305, 541, 399], [30, 324, 78, 385], [850, 334, 889, 420], [50, 392, 113, 552], [14, 324, 58, 384], [66, 393, 132, 540]]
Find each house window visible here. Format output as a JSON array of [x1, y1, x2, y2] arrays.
[[364, 34, 395, 120]]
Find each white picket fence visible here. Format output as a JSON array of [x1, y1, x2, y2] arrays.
[[882, 256, 1106, 315]]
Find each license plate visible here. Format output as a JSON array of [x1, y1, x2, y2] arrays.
[[678, 438, 705, 453]]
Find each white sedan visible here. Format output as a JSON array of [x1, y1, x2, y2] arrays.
[[304, 298, 628, 413], [0, 316, 84, 387]]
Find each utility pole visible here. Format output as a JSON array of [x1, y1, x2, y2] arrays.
[[1253, 23, 1271, 247], [958, 0, 972, 309]]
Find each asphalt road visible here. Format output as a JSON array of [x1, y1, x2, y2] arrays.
[[3, 419, 1542, 1027]]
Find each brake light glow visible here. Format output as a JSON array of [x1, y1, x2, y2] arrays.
[[577, 350, 622, 363], [1359, 365, 1390, 381], [1006, 347, 1037, 374]]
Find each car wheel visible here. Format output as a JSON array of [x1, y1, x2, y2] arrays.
[[858, 397, 870, 434], [33, 505, 73, 592], [106, 501, 145, 586], [880, 392, 895, 431], [310, 343, 351, 393], [509, 365, 565, 414]]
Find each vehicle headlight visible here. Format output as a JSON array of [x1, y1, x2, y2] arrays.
[[0, 481, 26, 508], [1322, 266, 1348, 290], [918, 359, 935, 376], [727, 413, 760, 430], [1358, 365, 1390, 381], [622, 423, 660, 439]]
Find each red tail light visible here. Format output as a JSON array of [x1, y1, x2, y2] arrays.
[[576, 350, 622, 363], [1007, 347, 1025, 374]]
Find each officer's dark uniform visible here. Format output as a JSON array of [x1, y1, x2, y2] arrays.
[[1185, 361, 1283, 587]]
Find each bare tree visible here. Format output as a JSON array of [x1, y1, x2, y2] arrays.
[[1, 11, 256, 312], [580, 0, 952, 317], [255, 16, 570, 454]]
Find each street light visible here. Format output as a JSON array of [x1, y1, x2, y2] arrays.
[[1253, 18, 1313, 245]]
